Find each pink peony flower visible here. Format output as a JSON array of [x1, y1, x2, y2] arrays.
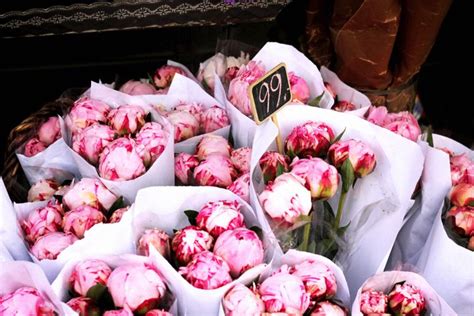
[[72, 123, 116, 165], [119, 80, 157, 95], [62, 205, 105, 239], [99, 137, 146, 181], [70, 259, 112, 296], [365, 106, 389, 126], [328, 139, 376, 178], [175, 153, 199, 184], [171, 226, 213, 265], [446, 206, 474, 237], [228, 61, 266, 116], [145, 310, 173, 316], [285, 121, 335, 158], [165, 110, 200, 142], [469, 236, 474, 251], [368, 107, 421, 142], [66, 297, 100, 316], [38, 116, 61, 146], [360, 289, 388, 314], [103, 309, 133, 316], [30, 232, 78, 260], [67, 97, 111, 134], [230, 147, 252, 174], [289, 72, 310, 104], [137, 228, 171, 258], [27, 179, 59, 202], [63, 178, 118, 212], [22, 202, 63, 243], [311, 301, 346, 316], [227, 173, 251, 203], [259, 151, 290, 183], [324, 82, 336, 100], [450, 153, 474, 186], [153, 65, 187, 89], [384, 119, 421, 142], [333, 100, 356, 112], [193, 154, 237, 188], [107, 105, 147, 136], [0, 287, 55, 316], [213, 228, 264, 278], [179, 251, 232, 290], [107, 263, 166, 313], [197, 53, 227, 91], [290, 260, 337, 300], [196, 135, 231, 161], [259, 173, 312, 225], [109, 207, 129, 223], [388, 283, 426, 316], [135, 122, 169, 167], [449, 183, 474, 207], [259, 273, 310, 314], [24, 138, 46, 157], [201, 106, 230, 133], [174, 102, 203, 123], [290, 157, 339, 200], [223, 284, 265, 316], [196, 200, 244, 238]]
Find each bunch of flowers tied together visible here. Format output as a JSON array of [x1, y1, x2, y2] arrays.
[[66, 260, 173, 315], [223, 259, 346, 315], [21, 178, 127, 260], [360, 282, 426, 316], [67, 96, 170, 181], [0, 287, 56, 315], [136, 199, 264, 290]]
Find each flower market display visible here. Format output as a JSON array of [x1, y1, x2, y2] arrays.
[[0, 41, 471, 316]]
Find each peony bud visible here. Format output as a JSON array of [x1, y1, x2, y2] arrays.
[[290, 157, 339, 200], [22, 202, 63, 243], [227, 173, 251, 203], [165, 110, 200, 142], [328, 139, 376, 178], [388, 283, 426, 316], [154, 65, 187, 89], [24, 138, 46, 157], [214, 228, 264, 278], [109, 207, 129, 224], [196, 134, 231, 160], [62, 205, 105, 239], [446, 206, 474, 237], [137, 228, 171, 258], [311, 301, 346, 316], [0, 287, 55, 315], [171, 226, 213, 265], [67, 97, 110, 134], [103, 309, 133, 316], [289, 72, 310, 104], [27, 179, 59, 202], [197, 53, 227, 91], [449, 183, 474, 207], [63, 178, 118, 212], [259, 273, 310, 314], [228, 61, 266, 116], [194, 154, 237, 188], [179, 251, 232, 290], [108, 105, 146, 136], [324, 82, 336, 100], [259, 151, 290, 183], [384, 120, 421, 142], [38, 116, 61, 146], [174, 102, 204, 124], [230, 147, 252, 174], [70, 259, 112, 296], [285, 121, 335, 158], [72, 124, 116, 165], [196, 200, 244, 238], [66, 297, 101, 316], [290, 260, 337, 300], [201, 106, 230, 133], [119, 80, 157, 95], [31, 232, 78, 260], [145, 310, 173, 316], [365, 106, 389, 127], [259, 173, 312, 225], [223, 284, 265, 316], [360, 289, 388, 314], [135, 122, 169, 166], [175, 153, 199, 184], [450, 153, 474, 186], [333, 101, 356, 112], [99, 137, 146, 181]]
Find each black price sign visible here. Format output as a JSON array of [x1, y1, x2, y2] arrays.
[[249, 63, 292, 124]]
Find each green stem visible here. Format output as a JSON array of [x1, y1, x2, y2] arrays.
[[300, 214, 312, 252], [334, 190, 348, 229]]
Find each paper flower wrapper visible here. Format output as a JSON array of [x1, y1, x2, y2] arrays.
[[167, 59, 200, 85], [249, 105, 424, 298], [132, 186, 278, 315], [67, 82, 175, 203], [352, 271, 455, 315], [0, 239, 13, 263]]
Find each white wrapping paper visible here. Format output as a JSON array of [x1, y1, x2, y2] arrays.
[[132, 186, 278, 316], [67, 82, 175, 203], [351, 271, 456, 315], [16, 116, 80, 185], [0, 239, 13, 262], [249, 105, 424, 299], [320, 66, 371, 117], [167, 59, 200, 85]]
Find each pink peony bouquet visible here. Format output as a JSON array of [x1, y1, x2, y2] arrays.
[[22, 116, 61, 157], [153, 65, 188, 92]]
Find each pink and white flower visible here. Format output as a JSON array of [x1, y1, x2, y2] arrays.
[[69, 259, 112, 296], [165, 110, 200, 142], [67, 97, 111, 134], [72, 123, 116, 165], [0, 287, 55, 316], [290, 260, 337, 300], [196, 200, 244, 238], [359, 289, 388, 314], [227, 173, 251, 203], [63, 178, 118, 212], [311, 301, 346, 316], [38, 116, 61, 146], [333, 101, 356, 112], [289, 72, 310, 104], [259, 151, 290, 183], [24, 138, 46, 157], [201, 106, 230, 134], [103, 309, 133, 316], [27, 179, 59, 202], [145, 310, 173, 316], [62, 205, 106, 239], [22, 202, 63, 243], [135, 122, 169, 166], [66, 297, 100, 316], [223, 284, 265, 316], [193, 154, 237, 188], [450, 153, 474, 185], [365, 106, 389, 126], [99, 137, 146, 181], [230, 147, 251, 174], [137, 228, 171, 257], [119, 80, 157, 95], [174, 102, 203, 123], [179, 251, 232, 290], [107, 105, 146, 136], [285, 121, 335, 158], [196, 134, 231, 160], [109, 207, 129, 224], [449, 183, 474, 207], [387, 283, 426, 316], [446, 206, 474, 237], [328, 139, 376, 178], [171, 226, 213, 265], [30, 232, 78, 260], [153, 65, 187, 89], [175, 153, 199, 184]]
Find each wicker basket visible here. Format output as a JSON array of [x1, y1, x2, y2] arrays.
[[2, 88, 85, 202]]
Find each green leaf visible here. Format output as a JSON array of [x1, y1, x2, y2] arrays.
[[308, 91, 325, 107], [426, 125, 434, 147], [86, 284, 107, 302], [249, 226, 263, 241], [263, 173, 272, 184], [286, 149, 296, 160], [276, 164, 285, 178], [341, 158, 355, 193], [332, 128, 346, 144], [184, 210, 199, 226], [108, 197, 125, 214], [337, 221, 350, 237], [147, 72, 154, 84]]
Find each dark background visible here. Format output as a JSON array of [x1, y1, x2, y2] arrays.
[[0, 0, 471, 172]]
